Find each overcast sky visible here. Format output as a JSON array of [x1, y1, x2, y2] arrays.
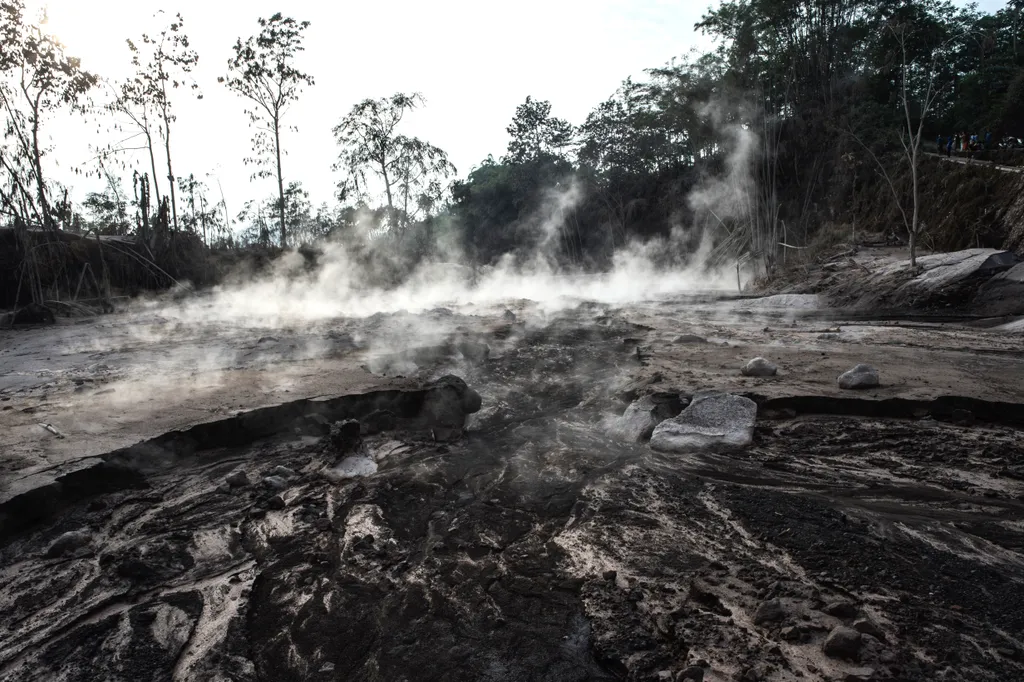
[[24, 0, 1009, 223]]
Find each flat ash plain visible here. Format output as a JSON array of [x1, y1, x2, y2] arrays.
[[0, 292, 1022, 682]]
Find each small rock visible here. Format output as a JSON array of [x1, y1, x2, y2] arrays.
[[266, 495, 286, 510], [823, 626, 863, 659], [741, 357, 778, 377], [780, 626, 800, 641], [823, 600, 858, 618], [853, 618, 885, 641], [319, 662, 335, 673], [503, 309, 516, 321], [45, 530, 91, 558], [753, 598, 785, 625], [329, 419, 363, 452], [216, 482, 231, 494], [611, 393, 684, 442], [838, 364, 880, 390], [674, 334, 708, 344], [270, 465, 297, 479], [677, 666, 705, 681], [602, 570, 618, 582], [225, 470, 250, 487], [263, 475, 289, 491]]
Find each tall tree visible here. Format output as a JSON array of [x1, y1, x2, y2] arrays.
[[223, 13, 314, 248], [333, 92, 456, 234], [117, 12, 200, 235], [0, 0, 96, 228]]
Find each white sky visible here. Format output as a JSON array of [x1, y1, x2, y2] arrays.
[[27, 0, 716, 220], [26, 0, 1008, 222]]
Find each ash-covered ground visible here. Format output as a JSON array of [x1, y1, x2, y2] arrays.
[[0, 287, 1023, 682]]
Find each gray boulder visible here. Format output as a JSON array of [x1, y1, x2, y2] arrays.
[[752, 598, 785, 625], [611, 393, 684, 442], [742, 357, 778, 377], [225, 470, 249, 488], [838, 364, 880, 390], [650, 393, 757, 453], [823, 626, 863, 659]]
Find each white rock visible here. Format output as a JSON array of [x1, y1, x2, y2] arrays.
[[838, 364, 880, 389], [610, 394, 682, 442], [650, 393, 757, 453], [742, 357, 778, 377]]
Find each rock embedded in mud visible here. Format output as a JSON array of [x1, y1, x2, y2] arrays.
[[838, 364, 880, 390], [742, 357, 778, 377], [677, 666, 705, 681], [674, 334, 708, 344], [269, 465, 297, 479], [823, 625, 863, 659], [45, 529, 91, 558], [329, 419, 362, 452], [823, 600, 858, 618], [612, 393, 684, 442], [752, 598, 786, 625], [262, 475, 289, 491], [650, 392, 757, 453], [853, 618, 885, 641], [225, 470, 249, 488], [416, 375, 483, 435]]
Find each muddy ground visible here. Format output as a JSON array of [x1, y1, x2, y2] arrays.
[[0, 290, 1022, 682]]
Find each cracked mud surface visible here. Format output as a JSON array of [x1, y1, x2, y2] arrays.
[[1, 296, 1023, 681]]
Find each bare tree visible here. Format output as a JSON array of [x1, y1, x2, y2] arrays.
[[223, 13, 313, 248], [889, 23, 951, 267], [122, 12, 200, 235], [0, 0, 96, 229]]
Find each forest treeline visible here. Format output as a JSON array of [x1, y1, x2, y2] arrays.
[[4, 0, 1024, 301]]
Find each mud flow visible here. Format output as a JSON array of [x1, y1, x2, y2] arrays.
[[0, 295, 1022, 682]]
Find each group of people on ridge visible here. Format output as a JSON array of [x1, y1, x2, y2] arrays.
[[937, 131, 992, 156]]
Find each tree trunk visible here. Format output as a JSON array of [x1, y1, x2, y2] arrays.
[[381, 159, 394, 230], [145, 126, 162, 210], [164, 121, 179, 233], [30, 99, 52, 229], [910, 147, 918, 268], [274, 118, 286, 247]]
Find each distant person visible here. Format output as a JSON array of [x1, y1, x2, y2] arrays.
[[946, 136, 953, 156], [936, 134, 943, 154], [954, 133, 961, 153], [985, 131, 993, 149]]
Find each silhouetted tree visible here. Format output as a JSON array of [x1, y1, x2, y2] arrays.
[[223, 13, 314, 248]]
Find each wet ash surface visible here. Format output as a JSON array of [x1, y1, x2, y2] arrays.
[[0, 301, 1023, 681]]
